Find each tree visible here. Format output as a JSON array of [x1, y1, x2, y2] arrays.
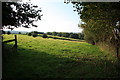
[[2, 2, 43, 30], [62, 32, 70, 37], [32, 33, 38, 37], [78, 33, 84, 40], [18, 32, 21, 34], [28, 32, 32, 36], [57, 32, 62, 37], [47, 32, 52, 35], [38, 32, 44, 34], [2, 30, 6, 34], [7, 31, 11, 35], [42, 34, 48, 38], [70, 2, 120, 57], [32, 31, 38, 34], [69, 33, 79, 39], [52, 32, 57, 36]]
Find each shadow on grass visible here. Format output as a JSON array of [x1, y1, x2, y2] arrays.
[[2, 44, 120, 79]]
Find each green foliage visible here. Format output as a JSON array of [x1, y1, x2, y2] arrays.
[[52, 32, 57, 36], [72, 2, 120, 57], [18, 32, 21, 34], [28, 33, 32, 36], [7, 31, 11, 35], [69, 33, 79, 39], [44, 32, 84, 41], [28, 31, 38, 37], [42, 34, 48, 38], [32, 33, 38, 37], [78, 33, 84, 40], [57, 32, 62, 37], [2, 2, 42, 30], [33, 31, 38, 34], [2, 30, 6, 34], [46, 32, 84, 40], [62, 32, 70, 37], [38, 32, 44, 34], [47, 32, 52, 35]]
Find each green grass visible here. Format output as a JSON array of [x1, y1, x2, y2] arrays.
[[2, 34, 120, 79]]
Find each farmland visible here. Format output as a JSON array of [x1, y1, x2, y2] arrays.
[[2, 34, 120, 79]]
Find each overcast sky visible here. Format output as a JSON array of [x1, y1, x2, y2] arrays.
[[8, 0, 83, 33]]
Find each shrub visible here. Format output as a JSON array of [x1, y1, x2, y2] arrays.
[[42, 34, 48, 38], [28, 33, 32, 36], [62, 33, 70, 37], [52, 32, 57, 36], [7, 31, 11, 35], [70, 33, 79, 39], [18, 32, 21, 34], [47, 32, 52, 35], [57, 33, 62, 37], [32, 33, 38, 37], [38, 32, 44, 34], [2, 30, 6, 34]]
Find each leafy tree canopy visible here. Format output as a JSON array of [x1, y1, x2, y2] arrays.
[[2, 1, 43, 30], [70, 2, 120, 43], [68, 2, 120, 57]]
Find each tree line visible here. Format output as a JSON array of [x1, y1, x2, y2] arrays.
[[47, 32, 84, 40], [27, 31, 84, 40]]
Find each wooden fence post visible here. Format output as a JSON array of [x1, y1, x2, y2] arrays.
[[2, 35, 18, 49], [14, 35, 17, 48]]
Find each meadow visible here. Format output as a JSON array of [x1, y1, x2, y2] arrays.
[[2, 34, 120, 79]]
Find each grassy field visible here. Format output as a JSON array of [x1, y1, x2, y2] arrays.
[[2, 34, 120, 79]]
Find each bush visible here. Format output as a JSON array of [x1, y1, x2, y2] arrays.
[[57, 33, 62, 37], [47, 32, 52, 35], [7, 31, 11, 35], [32, 33, 38, 37], [2, 30, 6, 34], [42, 34, 48, 38], [38, 32, 44, 34], [62, 33, 70, 37], [18, 32, 21, 34], [52, 32, 57, 36], [28, 33, 32, 36], [69, 34, 78, 39]]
